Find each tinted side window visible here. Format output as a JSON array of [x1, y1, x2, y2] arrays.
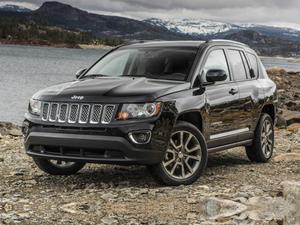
[[228, 50, 247, 81], [247, 52, 259, 78], [202, 49, 230, 83]]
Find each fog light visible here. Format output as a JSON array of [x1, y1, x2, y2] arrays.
[[129, 131, 152, 144]]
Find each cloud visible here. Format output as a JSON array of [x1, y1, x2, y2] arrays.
[[3, 0, 300, 29]]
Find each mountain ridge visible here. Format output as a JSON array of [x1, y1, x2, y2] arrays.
[[0, 4, 32, 13], [0, 1, 300, 56], [144, 18, 300, 42]]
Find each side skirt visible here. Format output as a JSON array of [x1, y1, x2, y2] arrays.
[[208, 139, 253, 153]]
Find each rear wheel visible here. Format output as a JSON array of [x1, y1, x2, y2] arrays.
[[33, 158, 86, 175], [246, 114, 274, 162], [149, 121, 208, 186]]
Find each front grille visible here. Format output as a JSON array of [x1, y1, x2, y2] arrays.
[[101, 105, 115, 124], [49, 103, 59, 122], [41, 102, 116, 125], [58, 104, 68, 123], [79, 104, 90, 124]]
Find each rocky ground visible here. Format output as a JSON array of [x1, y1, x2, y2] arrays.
[[267, 68, 300, 126], [0, 125, 299, 225], [0, 69, 299, 225]]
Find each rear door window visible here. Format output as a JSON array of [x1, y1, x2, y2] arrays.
[[227, 50, 248, 81]]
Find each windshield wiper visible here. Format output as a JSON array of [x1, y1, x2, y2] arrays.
[[81, 74, 107, 79], [121, 74, 141, 77]]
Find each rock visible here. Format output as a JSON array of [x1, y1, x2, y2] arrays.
[[276, 114, 287, 128], [287, 123, 300, 132], [273, 153, 300, 162], [60, 202, 79, 214], [8, 129, 22, 137], [202, 197, 247, 220], [11, 171, 24, 176], [186, 212, 197, 220], [0, 122, 21, 136], [198, 185, 210, 191], [246, 196, 291, 221], [101, 193, 117, 201], [281, 110, 300, 126], [187, 197, 198, 204], [281, 181, 300, 204], [101, 217, 118, 225]]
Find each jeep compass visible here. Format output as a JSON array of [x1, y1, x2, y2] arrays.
[[23, 40, 277, 185]]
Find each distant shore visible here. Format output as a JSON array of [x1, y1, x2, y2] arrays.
[[0, 39, 113, 50]]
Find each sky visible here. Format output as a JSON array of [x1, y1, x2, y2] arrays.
[[1, 0, 300, 29]]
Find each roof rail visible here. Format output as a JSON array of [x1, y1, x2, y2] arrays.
[[206, 39, 249, 47]]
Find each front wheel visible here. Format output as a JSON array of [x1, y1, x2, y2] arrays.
[[33, 158, 86, 175], [246, 114, 274, 162], [149, 121, 208, 186]]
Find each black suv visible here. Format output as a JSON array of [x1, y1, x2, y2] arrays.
[[23, 40, 277, 185]]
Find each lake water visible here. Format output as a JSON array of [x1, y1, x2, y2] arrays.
[[0, 44, 106, 124], [0, 44, 299, 124]]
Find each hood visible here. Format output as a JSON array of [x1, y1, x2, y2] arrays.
[[33, 77, 190, 103]]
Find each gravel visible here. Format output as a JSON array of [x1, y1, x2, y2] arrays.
[[0, 128, 299, 224]]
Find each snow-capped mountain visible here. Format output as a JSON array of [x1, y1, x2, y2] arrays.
[[0, 4, 32, 13], [144, 18, 240, 37], [144, 18, 300, 41]]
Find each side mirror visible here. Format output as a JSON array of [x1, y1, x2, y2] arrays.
[[206, 69, 227, 83], [75, 68, 87, 79]]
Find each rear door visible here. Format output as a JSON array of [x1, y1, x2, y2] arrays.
[[200, 48, 241, 147], [226, 48, 258, 139]]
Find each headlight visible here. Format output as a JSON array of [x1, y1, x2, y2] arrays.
[[29, 99, 42, 116], [117, 102, 162, 120]]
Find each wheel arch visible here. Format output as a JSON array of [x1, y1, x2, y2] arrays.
[[260, 103, 276, 122], [175, 111, 203, 133]]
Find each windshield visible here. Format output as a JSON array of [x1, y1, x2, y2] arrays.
[[85, 47, 198, 81]]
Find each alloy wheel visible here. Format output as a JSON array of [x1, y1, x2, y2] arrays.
[[260, 119, 273, 158], [162, 131, 202, 180]]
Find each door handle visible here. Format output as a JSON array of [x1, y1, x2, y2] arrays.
[[229, 88, 238, 95]]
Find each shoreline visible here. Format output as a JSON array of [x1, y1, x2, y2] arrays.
[[0, 40, 113, 50]]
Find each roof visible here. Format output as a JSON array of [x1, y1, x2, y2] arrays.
[[122, 40, 205, 48], [121, 39, 249, 49]]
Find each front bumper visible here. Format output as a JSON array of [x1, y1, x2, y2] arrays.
[[25, 131, 164, 165], [23, 101, 177, 165]]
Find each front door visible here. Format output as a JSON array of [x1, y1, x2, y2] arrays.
[[200, 48, 241, 147]]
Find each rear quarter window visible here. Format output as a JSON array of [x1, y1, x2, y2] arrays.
[[247, 52, 259, 78]]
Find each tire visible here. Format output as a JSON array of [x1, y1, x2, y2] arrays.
[[149, 121, 208, 186], [33, 158, 86, 175], [246, 113, 274, 163]]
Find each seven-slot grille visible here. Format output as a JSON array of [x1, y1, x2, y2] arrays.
[[41, 102, 116, 124]]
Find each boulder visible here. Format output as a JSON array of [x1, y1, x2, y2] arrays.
[[273, 153, 300, 162], [281, 110, 300, 126]]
